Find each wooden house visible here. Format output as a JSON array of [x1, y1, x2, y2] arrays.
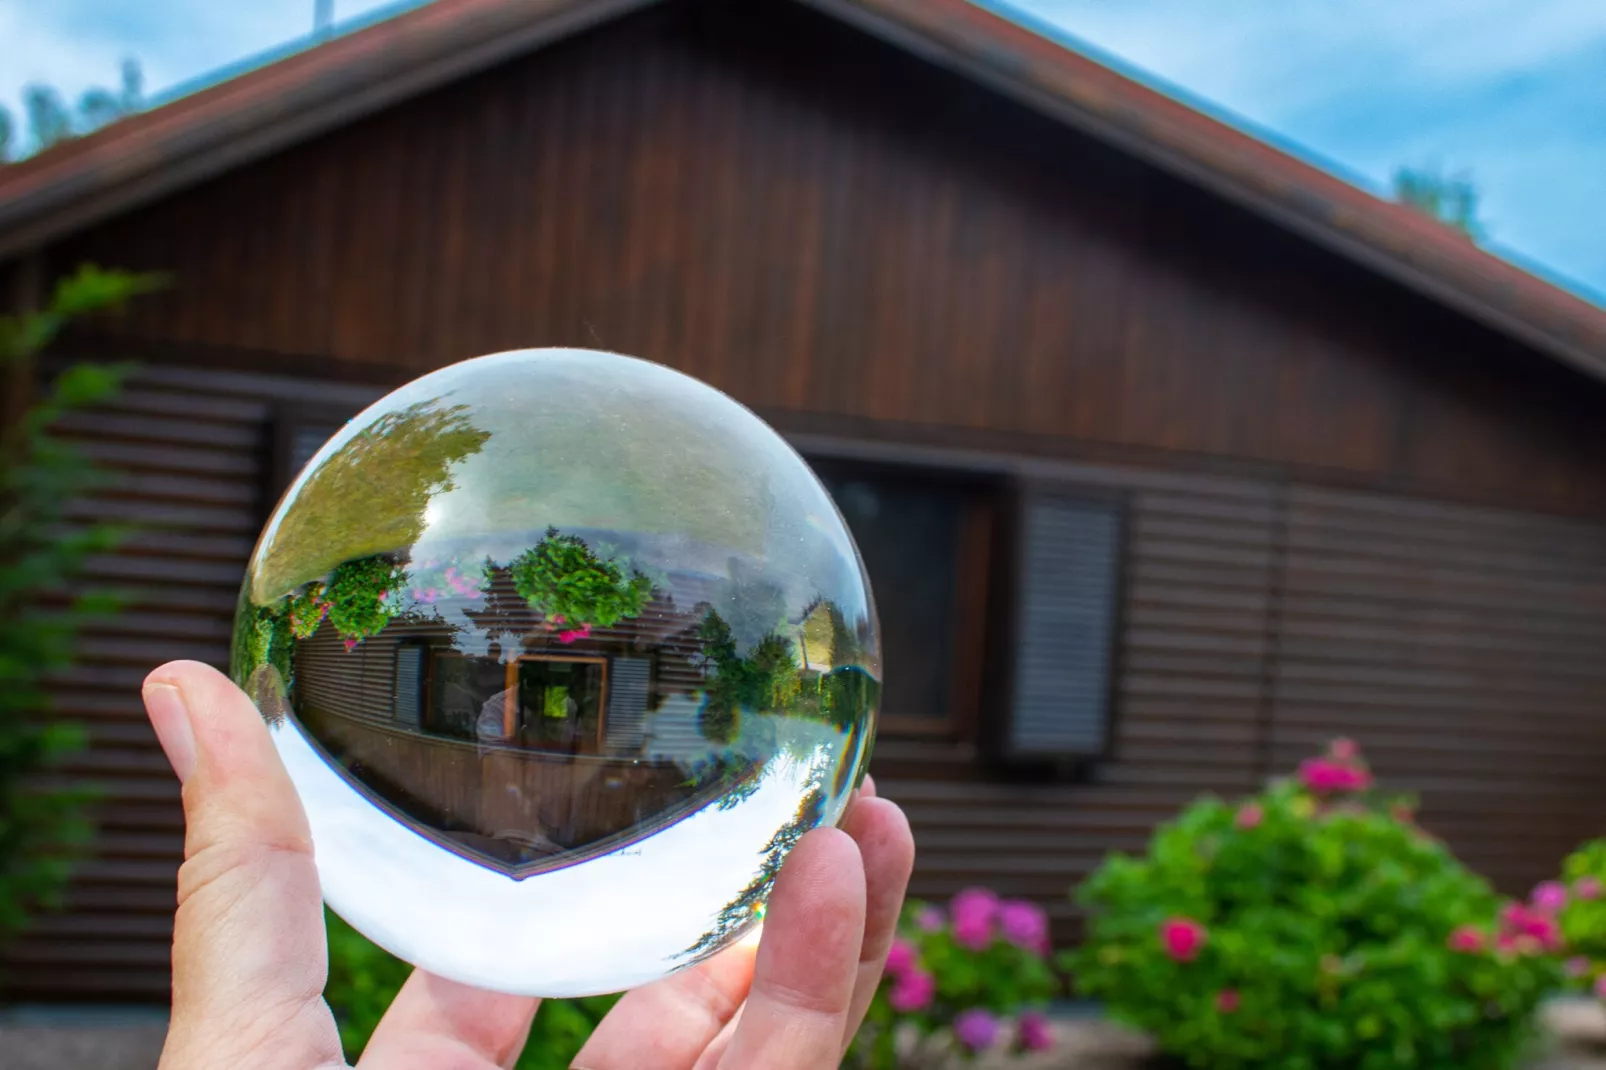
[[2, 0, 1606, 1002]]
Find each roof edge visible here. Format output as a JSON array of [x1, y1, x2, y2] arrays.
[[0, 0, 661, 260], [802, 0, 1606, 385]]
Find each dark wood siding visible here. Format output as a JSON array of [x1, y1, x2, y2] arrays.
[[42, 0, 1606, 517], [2, 366, 375, 1001]]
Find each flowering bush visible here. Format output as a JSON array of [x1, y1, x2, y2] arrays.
[[510, 527, 652, 630], [1071, 741, 1561, 1070], [1553, 840, 1606, 998], [846, 890, 1059, 1068]]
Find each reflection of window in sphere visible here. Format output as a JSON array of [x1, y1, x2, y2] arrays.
[[231, 349, 880, 997]]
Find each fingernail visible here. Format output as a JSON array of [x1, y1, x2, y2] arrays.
[[143, 682, 197, 783]]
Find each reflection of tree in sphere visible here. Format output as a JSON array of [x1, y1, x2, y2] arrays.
[[230, 349, 879, 997]]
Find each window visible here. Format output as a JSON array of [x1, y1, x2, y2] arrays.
[[998, 487, 1125, 761], [425, 651, 609, 754], [814, 461, 995, 733]]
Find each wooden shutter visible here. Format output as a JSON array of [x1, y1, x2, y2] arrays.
[[393, 642, 428, 730], [604, 656, 652, 750], [1001, 487, 1125, 760]]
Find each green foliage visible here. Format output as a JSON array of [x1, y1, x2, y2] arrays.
[[323, 908, 620, 1067], [1, 60, 143, 163], [1394, 165, 1485, 240], [510, 528, 652, 630], [252, 400, 489, 601], [0, 264, 163, 950], [847, 892, 1059, 1068], [1555, 841, 1606, 993], [1070, 743, 1560, 1070], [325, 556, 408, 644]]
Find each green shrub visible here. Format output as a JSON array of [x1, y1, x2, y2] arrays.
[[323, 909, 620, 1066], [0, 264, 162, 950], [1553, 841, 1606, 995], [846, 891, 1060, 1067], [1070, 741, 1561, 1070], [510, 527, 651, 629]]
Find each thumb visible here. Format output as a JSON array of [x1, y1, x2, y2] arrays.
[[143, 660, 344, 1069]]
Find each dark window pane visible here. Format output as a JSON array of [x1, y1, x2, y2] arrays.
[[818, 469, 965, 721]]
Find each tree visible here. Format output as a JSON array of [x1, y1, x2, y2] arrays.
[[0, 264, 164, 950], [21, 85, 72, 154], [1393, 165, 1485, 240], [251, 400, 490, 601], [2, 59, 145, 164]]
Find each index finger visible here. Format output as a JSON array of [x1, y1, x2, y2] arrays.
[[715, 828, 865, 1069]]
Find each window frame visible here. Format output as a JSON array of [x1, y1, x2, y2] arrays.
[[806, 453, 1002, 739], [426, 648, 612, 753]]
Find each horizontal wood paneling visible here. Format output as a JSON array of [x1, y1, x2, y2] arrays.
[[39, 0, 1606, 517], [1, 366, 376, 1003]]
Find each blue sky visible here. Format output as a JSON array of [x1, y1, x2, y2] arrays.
[[1, 0, 1602, 305]]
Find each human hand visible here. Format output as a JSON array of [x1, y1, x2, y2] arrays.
[[142, 660, 916, 1069]]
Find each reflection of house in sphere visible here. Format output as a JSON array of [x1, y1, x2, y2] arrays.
[[292, 566, 757, 878]]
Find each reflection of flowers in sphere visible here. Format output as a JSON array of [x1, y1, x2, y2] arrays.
[[954, 1008, 1000, 1052]]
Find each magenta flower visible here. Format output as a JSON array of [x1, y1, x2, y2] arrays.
[[884, 938, 917, 976], [953, 1008, 1000, 1052], [915, 905, 945, 932], [1298, 757, 1371, 795], [953, 911, 993, 951], [1447, 926, 1485, 953], [951, 887, 1000, 925], [1159, 917, 1207, 963], [1215, 989, 1241, 1014], [1235, 803, 1264, 830], [1328, 738, 1359, 762], [998, 900, 1050, 954], [1016, 1010, 1054, 1052], [558, 630, 580, 644], [343, 637, 360, 652], [1577, 876, 1604, 901], [887, 968, 935, 1012], [1533, 881, 1569, 914], [1567, 956, 1592, 978]]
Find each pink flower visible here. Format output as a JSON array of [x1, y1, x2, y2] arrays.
[[951, 888, 1000, 950], [915, 906, 945, 932], [1298, 758, 1372, 795], [953, 912, 993, 951], [558, 630, 580, 644], [343, 638, 360, 652], [1017, 1010, 1054, 1052], [1527, 916, 1563, 952], [1595, 974, 1606, 1001], [1159, 917, 1207, 963], [999, 900, 1050, 954], [551, 615, 566, 625], [1577, 877, 1604, 901], [1235, 803, 1264, 830], [951, 887, 1000, 925], [1329, 738, 1360, 762], [1502, 903, 1564, 951], [1567, 956, 1592, 978], [884, 939, 917, 976], [887, 968, 935, 1012], [1447, 926, 1486, 953], [1533, 881, 1569, 914], [953, 1008, 1000, 1052], [1216, 989, 1241, 1014]]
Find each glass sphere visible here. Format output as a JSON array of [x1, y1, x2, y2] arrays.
[[230, 349, 879, 997]]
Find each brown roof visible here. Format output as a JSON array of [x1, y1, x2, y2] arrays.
[[2, 0, 1604, 382]]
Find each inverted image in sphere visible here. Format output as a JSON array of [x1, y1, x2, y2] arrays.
[[231, 349, 879, 996]]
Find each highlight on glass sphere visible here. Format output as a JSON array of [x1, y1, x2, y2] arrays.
[[229, 349, 879, 997]]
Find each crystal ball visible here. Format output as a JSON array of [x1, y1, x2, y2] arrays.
[[230, 349, 879, 997]]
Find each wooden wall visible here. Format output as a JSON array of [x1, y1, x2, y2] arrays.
[[9, 0, 1606, 1000], [43, 0, 1606, 517]]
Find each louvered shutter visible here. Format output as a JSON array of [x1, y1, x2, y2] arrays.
[[1004, 489, 1124, 758]]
